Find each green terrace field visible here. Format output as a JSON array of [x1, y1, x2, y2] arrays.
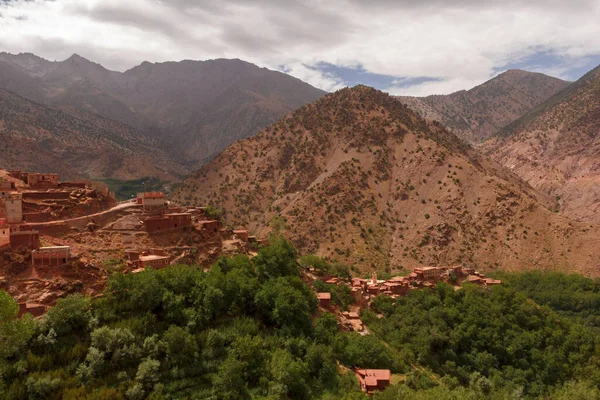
[[99, 177, 166, 201], [2, 238, 600, 399]]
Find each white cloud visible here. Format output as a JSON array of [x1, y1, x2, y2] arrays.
[[386, 77, 489, 97], [279, 63, 346, 92], [0, 0, 599, 95]]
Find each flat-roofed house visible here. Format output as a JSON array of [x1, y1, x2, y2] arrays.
[[467, 275, 484, 285], [139, 192, 167, 212], [139, 253, 170, 269], [26, 173, 59, 189], [143, 213, 192, 233], [233, 229, 249, 242], [317, 292, 331, 308], [0, 181, 15, 197], [484, 278, 502, 286], [10, 230, 40, 250], [414, 266, 440, 280], [32, 246, 70, 266], [354, 368, 391, 394]]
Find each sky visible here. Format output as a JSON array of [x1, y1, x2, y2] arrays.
[[1, 0, 600, 96]]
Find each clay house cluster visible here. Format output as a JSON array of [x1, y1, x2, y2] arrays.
[[0, 171, 91, 262], [344, 266, 502, 302], [137, 192, 195, 233], [135, 194, 261, 246], [2, 171, 106, 225]]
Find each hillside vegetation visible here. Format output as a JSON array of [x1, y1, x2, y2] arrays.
[[2, 239, 600, 399]]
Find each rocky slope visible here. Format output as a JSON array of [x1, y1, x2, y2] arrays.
[[397, 70, 569, 143], [486, 64, 600, 224], [0, 52, 326, 167], [173, 86, 600, 277], [0, 89, 188, 180]]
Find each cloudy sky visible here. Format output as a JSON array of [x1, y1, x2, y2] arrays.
[[1, 0, 600, 95]]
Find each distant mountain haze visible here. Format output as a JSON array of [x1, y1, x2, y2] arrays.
[[0, 89, 188, 180], [0, 52, 326, 175], [397, 70, 570, 144]]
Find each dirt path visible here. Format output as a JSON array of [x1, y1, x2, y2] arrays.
[[24, 200, 140, 228]]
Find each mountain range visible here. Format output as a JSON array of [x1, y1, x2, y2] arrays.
[[0, 52, 326, 177], [2, 49, 600, 276], [173, 85, 600, 276]]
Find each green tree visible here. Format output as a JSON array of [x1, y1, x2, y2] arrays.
[[254, 236, 298, 280], [43, 293, 91, 335], [0, 291, 34, 395]]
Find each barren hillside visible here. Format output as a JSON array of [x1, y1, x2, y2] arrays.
[[397, 70, 569, 143], [173, 86, 600, 277], [487, 64, 600, 224]]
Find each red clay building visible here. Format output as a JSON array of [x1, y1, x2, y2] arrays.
[[143, 213, 192, 233], [4, 193, 22, 224], [8, 170, 23, 180], [317, 292, 331, 308], [10, 230, 40, 250], [233, 229, 249, 242], [125, 249, 170, 269], [27, 173, 59, 189], [484, 278, 502, 286], [414, 266, 440, 280], [138, 192, 167, 212], [18, 303, 47, 317], [355, 368, 391, 394], [0, 219, 8, 248], [198, 220, 220, 233], [0, 181, 16, 195], [138, 254, 170, 269], [32, 246, 70, 266], [467, 275, 484, 285]]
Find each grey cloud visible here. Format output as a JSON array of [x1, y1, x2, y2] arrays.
[[70, 3, 195, 42], [220, 23, 280, 54], [75, 0, 355, 59], [347, 0, 595, 9]]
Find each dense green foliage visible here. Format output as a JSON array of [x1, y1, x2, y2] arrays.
[[366, 282, 600, 398], [0, 239, 373, 399], [2, 244, 600, 399], [493, 271, 600, 330], [100, 177, 164, 201]]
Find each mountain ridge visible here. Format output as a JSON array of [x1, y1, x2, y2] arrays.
[[396, 69, 570, 143], [486, 63, 600, 224]]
